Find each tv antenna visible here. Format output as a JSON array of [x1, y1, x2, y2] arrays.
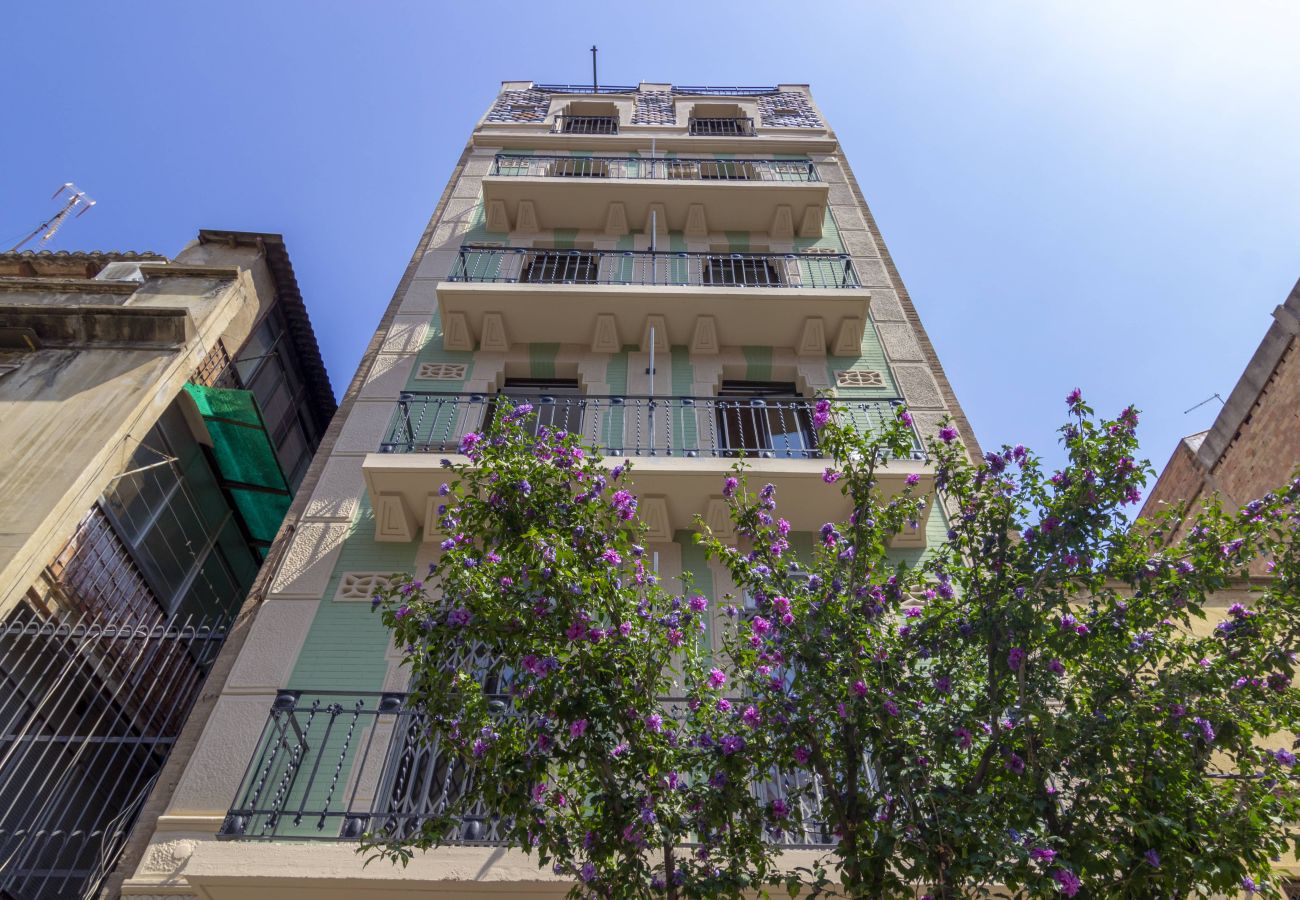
[[7, 183, 97, 252], [1183, 393, 1224, 415]]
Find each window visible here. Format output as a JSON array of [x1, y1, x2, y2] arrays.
[[698, 160, 756, 180], [485, 379, 584, 440], [714, 382, 815, 458], [549, 158, 609, 178], [520, 250, 598, 284], [702, 254, 782, 287], [559, 116, 618, 135], [688, 117, 753, 136], [664, 160, 698, 180]]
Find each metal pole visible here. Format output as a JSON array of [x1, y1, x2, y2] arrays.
[[591, 46, 598, 92], [648, 326, 655, 455]]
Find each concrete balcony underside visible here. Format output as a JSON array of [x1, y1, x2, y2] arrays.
[[481, 174, 829, 236], [436, 281, 871, 356], [361, 453, 934, 546]]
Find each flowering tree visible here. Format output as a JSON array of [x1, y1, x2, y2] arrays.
[[365, 403, 784, 898], [703, 392, 1300, 898], [369, 393, 1300, 898]]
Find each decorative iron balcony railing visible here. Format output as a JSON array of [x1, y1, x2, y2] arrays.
[[673, 86, 778, 95], [688, 116, 756, 136], [491, 154, 817, 182], [449, 246, 860, 290], [220, 690, 833, 847], [379, 393, 922, 460], [550, 115, 619, 135]]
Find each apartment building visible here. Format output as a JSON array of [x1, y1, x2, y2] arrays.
[[118, 81, 977, 897]]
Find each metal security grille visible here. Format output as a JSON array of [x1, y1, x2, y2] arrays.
[[0, 610, 227, 900], [0, 509, 230, 900]]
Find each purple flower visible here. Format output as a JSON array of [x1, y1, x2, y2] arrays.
[[1144, 849, 1161, 868], [1242, 876, 1258, 892], [751, 616, 772, 637], [1006, 752, 1025, 774], [459, 432, 482, 455], [939, 425, 958, 443], [812, 398, 832, 430], [742, 705, 760, 727], [448, 607, 471, 627], [707, 668, 727, 689], [689, 595, 707, 612], [1053, 868, 1081, 896], [898, 409, 913, 427], [511, 402, 533, 418], [1066, 388, 1083, 408], [771, 798, 789, 819], [1190, 716, 1216, 743], [580, 862, 596, 883], [793, 747, 811, 765], [646, 713, 664, 733], [906, 473, 921, 486], [720, 734, 744, 755], [822, 467, 843, 484], [955, 727, 973, 749], [851, 679, 868, 697], [1047, 658, 1065, 675], [883, 699, 900, 717], [570, 719, 588, 739], [438, 483, 451, 496], [722, 476, 738, 499], [394, 605, 411, 620], [1031, 848, 1056, 864], [600, 548, 622, 565], [1007, 647, 1026, 671], [472, 738, 488, 758], [1274, 749, 1296, 766]]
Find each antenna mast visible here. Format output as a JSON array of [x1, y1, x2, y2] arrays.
[[591, 45, 598, 92], [8, 183, 96, 252]]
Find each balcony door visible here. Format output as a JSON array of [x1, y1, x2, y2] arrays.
[[520, 250, 598, 284], [487, 379, 584, 440], [715, 381, 815, 458], [702, 254, 783, 287]]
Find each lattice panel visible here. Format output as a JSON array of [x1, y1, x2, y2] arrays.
[[835, 369, 885, 388], [336, 572, 396, 601], [416, 363, 467, 381]]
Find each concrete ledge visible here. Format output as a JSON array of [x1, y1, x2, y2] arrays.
[[0, 303, 193, 347]]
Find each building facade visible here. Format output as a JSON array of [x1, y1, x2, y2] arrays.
[[1142, 278, 1300, 561], [0, 232, 334, 900], [118, 81, 978, 897]]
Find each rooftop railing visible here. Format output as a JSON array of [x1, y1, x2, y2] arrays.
[[534, 84, 639, 94], [220, 690, 833, 847], [491, 154, 817, 182], [550, 115, 619, 135], [379, 393, 921, 460], [688, 117, 756, 136], [449, 246, 860, 290]]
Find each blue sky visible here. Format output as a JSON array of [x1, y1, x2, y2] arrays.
[[4, 1, 1298, 488]]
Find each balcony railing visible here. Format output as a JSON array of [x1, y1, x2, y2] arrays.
[[449, 246, 859, 289], [550, 115, 619, 135], [491, 154, 817, 182], [688, 117, 756, 136], [220, 690, 833, 847], [380, 393, 922, 460], [535, 84, 638, 94]]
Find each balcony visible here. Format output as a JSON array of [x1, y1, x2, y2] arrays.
[[481, 154, 828, 235], [436, 247, 869, 355], [361, 394, 933, 544], [688, 116, 756, 136], [220, 691, 832, 847]]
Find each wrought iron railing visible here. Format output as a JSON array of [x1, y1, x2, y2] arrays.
[[379, 393, 922, 460], [674, 86, 778, 95], [220, 691, 834, 847], [491, 154, 817, 182], [688, 117, 756, 136], [535, 84, 638, 94], [449, 246, 859, 289], [550, 115, 619, 135]]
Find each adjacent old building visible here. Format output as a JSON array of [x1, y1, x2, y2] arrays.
[[1142, 277, 1300, 558], [118, 81, 978, 897], [0, 231, 334, 900]]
